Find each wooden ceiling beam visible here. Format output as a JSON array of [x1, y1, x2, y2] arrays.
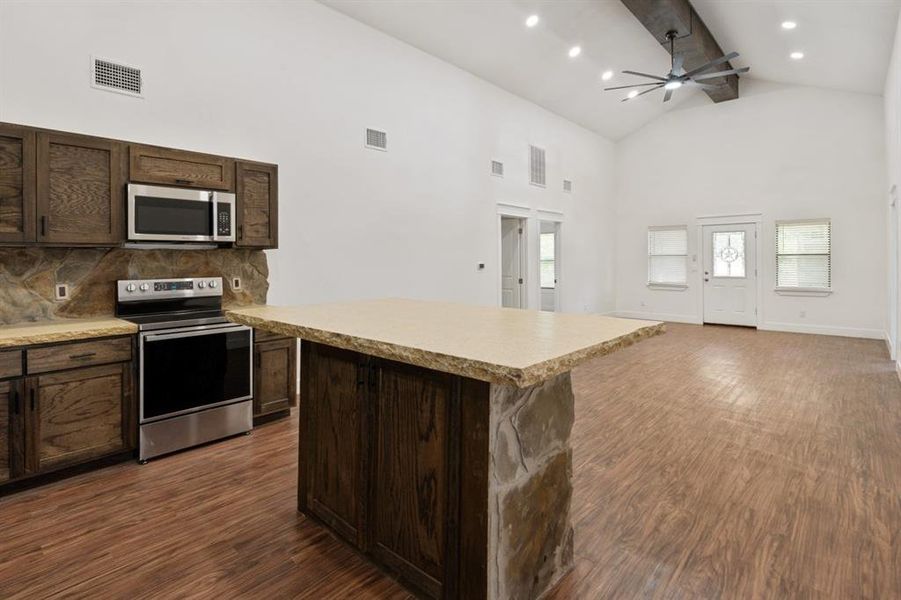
[[620, 0, 740, 103]]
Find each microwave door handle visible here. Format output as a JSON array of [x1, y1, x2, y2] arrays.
[[210, 191, 219, 242]]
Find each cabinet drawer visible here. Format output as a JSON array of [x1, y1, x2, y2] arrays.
[[129, 144, 234, 191], [0, 350, 22, 379], [27, 337, 132, 374], [254, 328, 292, 343]]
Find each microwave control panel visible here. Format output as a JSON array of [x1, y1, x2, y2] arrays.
[[217, 203, 232, 236]]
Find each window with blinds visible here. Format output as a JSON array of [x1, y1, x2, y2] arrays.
[[648, 226, 688, 285], [776, 220, 831, 289]]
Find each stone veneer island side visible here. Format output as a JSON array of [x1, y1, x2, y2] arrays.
[[226, 299, 663, 600]]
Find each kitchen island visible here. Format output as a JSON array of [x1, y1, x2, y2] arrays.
[[227, 299, 662, 600]]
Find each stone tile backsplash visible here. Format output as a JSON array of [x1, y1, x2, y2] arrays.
[[0, 248, 268, 324]]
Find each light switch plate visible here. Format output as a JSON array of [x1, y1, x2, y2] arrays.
[[232, 277, 242, 290], [55, 283, 70, 301]]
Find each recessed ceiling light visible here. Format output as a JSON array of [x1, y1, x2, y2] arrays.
[[627, 90, 639, 99], [781, 21, 797, 30], [664, 80, 683, 90], [569, 46, 582, 58], [601, 70, 614, 81], [525, 14, 539, 28], [790, 51, 805, 60]]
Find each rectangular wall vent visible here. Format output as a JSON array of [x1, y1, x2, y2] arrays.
[[91, 56, 142, 97], [563, 179, 573, 193], [366, 128, 388, 151], [529, 145, 546, 187], [491, 160, 504, 177]]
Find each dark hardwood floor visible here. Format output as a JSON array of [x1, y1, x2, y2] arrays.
[[1, 323, 899, 599]]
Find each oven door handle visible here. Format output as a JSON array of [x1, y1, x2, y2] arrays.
[[143, 324, 251, 343]]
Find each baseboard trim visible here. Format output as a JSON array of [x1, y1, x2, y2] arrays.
[[611, 310, 702, 324], [759, 321, 884, 340]]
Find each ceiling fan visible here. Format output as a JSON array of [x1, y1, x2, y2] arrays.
[[606, 30, 749, 103]]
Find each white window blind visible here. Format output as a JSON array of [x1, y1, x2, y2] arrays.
[[776, 220, 831, 289], [648, 226, 688, 285]]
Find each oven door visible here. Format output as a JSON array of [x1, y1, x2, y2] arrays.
[[139, 323, 252, 423], [128, 183, 215, 242]]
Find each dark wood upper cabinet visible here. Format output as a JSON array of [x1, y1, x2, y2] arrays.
[[253, 337, 296, 417], [0, 124, 36, 243], [36, 131, 125, 245], [130, 144, 234, 191], [25, 362, 130, 474], [236, 161, 278, 249]]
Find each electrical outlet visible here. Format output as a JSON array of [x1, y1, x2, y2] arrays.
[[54, 283, 69, 301], [477, 263, 485, 270], [232, 277, 242, 291]]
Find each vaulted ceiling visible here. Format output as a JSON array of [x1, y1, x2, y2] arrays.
[[321, 0, 901, 140]]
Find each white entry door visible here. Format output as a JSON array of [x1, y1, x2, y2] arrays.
[[702, 223, 758, 326], [501, 217, 524, 308]]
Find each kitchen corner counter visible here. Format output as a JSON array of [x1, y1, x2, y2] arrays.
[[226, 299, 663, 387], [0, 317, 138, 349]]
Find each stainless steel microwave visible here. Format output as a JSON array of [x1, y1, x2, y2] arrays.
[[127, 183, 235, 243]]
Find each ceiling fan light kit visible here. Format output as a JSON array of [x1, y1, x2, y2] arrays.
[[606, 30, 750, 103]]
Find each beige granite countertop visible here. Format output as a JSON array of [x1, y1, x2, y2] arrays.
[[227, 299, 664, 387], [0, 317, 138, 349]]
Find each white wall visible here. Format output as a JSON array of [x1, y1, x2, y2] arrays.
[[0, 0, 618, 314], [884, 10, 901, 363], [615, 80, 887, 339]]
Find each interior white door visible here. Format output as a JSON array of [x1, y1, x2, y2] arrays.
[[501, 217, 524, 308], [702, 223, 758, 327]]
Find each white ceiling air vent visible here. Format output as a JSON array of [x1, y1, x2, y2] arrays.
[[491, 160, 504, 178], [529, 145, 546, 187], [366, 128, 388, 151], [91, 56, 142, 97], [563, 179, 573, 193]]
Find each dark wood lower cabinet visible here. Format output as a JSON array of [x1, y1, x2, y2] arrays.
[[253, 337, 296, 417], [26, 362, 131, 473], [300, 341, 489, 600], [0, 336, 135, 493]]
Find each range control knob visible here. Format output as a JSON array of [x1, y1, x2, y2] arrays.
[[139, 283, 150, 292], [209, 280, 218, 289], [126, 283, 136, 293], [198, 281, 206, 289]]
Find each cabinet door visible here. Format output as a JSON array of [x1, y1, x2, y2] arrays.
[[253, 338, 296, 416], [235, 161, 277, 248], [369, 359, 459, 599], [300, 342, 367, 547], [0, 379, 25, 483], [0, 123, 36, 243], [129, 144, 234, 191], [26, 363, 129, 473], [36, 132, 124, 245]]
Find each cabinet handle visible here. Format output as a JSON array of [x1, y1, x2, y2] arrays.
[[69, 352, 97, 360], [175, 178, 193, 185], [11, 387, 19, 415], [40, 215, 47, 237], [30, 388, 35, 412], [238, 224, 243, 240]]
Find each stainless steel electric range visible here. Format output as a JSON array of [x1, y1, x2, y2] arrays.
[[116, 277, 253, 462]]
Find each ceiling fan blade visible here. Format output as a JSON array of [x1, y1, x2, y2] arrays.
[[683, 51, 740, 78], [663, 88, 674, 102], [604, 82, 666, 91], [672, 52, 685, 76], [687, 81, 719, 90], [622, 84, 664, 101], [622, 70, 668, 82], [691, 67, 750, 81]]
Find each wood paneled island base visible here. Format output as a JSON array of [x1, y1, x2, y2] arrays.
[[227, 300, 662, 599]]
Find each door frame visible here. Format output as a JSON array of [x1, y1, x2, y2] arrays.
[[696, 213, 763, 328], [890, 185, 899, 360], [497, 207, 529, 309]]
